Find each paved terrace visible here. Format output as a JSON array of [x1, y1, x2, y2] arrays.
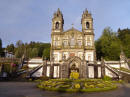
[[0, 82, 130, 97]]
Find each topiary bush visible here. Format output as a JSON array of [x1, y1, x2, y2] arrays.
[[70, 72, 79, 80], [74, 83, 80, 89], [89, 85, 95, 88], [97, 83, 104, 88]]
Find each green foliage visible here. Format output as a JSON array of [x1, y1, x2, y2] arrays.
[[103, 75, 112, 81], [60, 85, 71, 88], [120, 67, 130, 73], [118, 28, 130, 58], [97, 83, 104, 88], [5, 40, 51, 59], [3, 63, 11, 73], [70, 72, 79, 80], [42, 48, 50, 60], [38, 79, 118, 92], [74, 83, 80, 89], [84, 83, 89, 88], [6, 44, 15, 53], [0, 38, 3, 56], [22, 65, 29, 70], [95, 27, 121, 60], [2, 63, 18, 74], [89, 85, 95, 88]]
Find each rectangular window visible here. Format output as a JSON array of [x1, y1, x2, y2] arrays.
[[87, 41, 91, 46], [88, 54, 91, 61], [88, 66, 94, 78], [53, 66, 59, 78], [46, 66, 50, 77]]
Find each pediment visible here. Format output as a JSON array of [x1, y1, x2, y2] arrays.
[[63, 27, 83, 35]]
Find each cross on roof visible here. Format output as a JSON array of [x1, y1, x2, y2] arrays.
[[71, 23, 74, 27]]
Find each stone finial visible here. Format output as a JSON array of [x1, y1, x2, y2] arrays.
[[82, 8, 92, 19], [53, 8, 63, 19]]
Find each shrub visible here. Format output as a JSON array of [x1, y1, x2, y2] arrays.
[[89, 85, 95, 88], [84, 83, 89, 88], [97, 83, 104, 88], [22, 65, 29, 70], [59, 85, 70, 88], [70, 72, 79, 80], [103, 76, 112, 81], [74, 83, 80, 89], [37, 79, 118, 92]]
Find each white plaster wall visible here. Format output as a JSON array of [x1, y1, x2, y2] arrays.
[[32, 67, 43, 77], [109, 64, 120, 68], [46, 66, 50, 77], [105, 68, 117, 78], [28, 64, 40, 68], [98, 67, 101, 78], [53, 66, 59, 78], [28, 58, 43, 63], [88, 66, 94, 78], [85, 51, 94, 61]]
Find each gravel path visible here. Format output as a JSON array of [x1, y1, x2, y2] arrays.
[[0, 82, 130, 97]]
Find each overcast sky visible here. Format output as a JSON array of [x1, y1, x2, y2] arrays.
[[0, 0, 130, 47]]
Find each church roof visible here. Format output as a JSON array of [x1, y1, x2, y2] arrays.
[[63, 27, 82, 33]]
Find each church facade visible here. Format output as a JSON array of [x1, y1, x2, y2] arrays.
[[24, 9, 130, 79], [50, 9, 98, 78]]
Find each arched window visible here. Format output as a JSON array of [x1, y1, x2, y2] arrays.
[[55, 22, 59, 29], [86, 22, 89, 29]]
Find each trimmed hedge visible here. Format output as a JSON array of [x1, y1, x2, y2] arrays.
[[37, 79, 118, 92]]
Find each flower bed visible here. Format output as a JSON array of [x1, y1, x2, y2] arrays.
[[37, 79, 118, 92]]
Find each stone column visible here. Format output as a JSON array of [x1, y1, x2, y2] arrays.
[[94, 65, 98, 78], [101, 57, 105, 78], [61, 62, 69, 78], [81, 61, 87, 78], [42, 61, 47, 77], [50, 58, 54, 78]]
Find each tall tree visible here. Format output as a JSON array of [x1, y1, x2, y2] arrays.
[[42, 48, 50, 60], [15, 40, 24, 58], [95, 27, 121, 60], [0, 38, 2, 50], [0, 38, 2, 56], [30, 48, 38, 58], [118, 28, 130, 58], [6, 44, 15, 53]]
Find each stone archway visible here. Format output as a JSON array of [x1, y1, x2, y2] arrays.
[[68, 58, 80, 77], [61, 56, 87, 78]]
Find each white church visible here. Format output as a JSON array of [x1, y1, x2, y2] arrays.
[[24, 9, 130, 79]]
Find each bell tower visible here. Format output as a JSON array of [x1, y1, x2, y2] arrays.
[[52, 8, 64, 33], [81, 9, 95, 63], [81, 9, 94, 33]]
